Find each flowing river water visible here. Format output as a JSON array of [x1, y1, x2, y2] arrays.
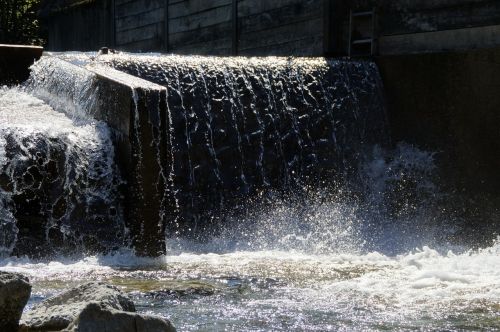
[[1, 236, 499, 331]]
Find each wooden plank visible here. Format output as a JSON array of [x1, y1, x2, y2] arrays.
[[116, 8, 164, 32], [322, 0, 333, 55], [169, 21, 232, 48], [382, 1, 500, 35], [117, 37, 162, 51], [116, 23, 161, 45], [238, 0, 312, 16], [168, 0, 231, 19], [238, 0, 322, 34], [347, 0, 491, 12], [323, 0, 346, 55], [378, 24, 500, 55], [171, 37, 232, 55], [240, 35, 323, 56], [116, 0, 164, 18], [239, 17, 322, 51], [115, 0, 134, 5], [48, 3, 111, 51], [168, 4, 231, 34], [110, 0, 116, 47], [382, 0, 493, 11]]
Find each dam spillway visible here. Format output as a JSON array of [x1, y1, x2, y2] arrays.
[[0, 51, 499, 331], [0, 53, 388, 256], [97, 54, 389, 243]]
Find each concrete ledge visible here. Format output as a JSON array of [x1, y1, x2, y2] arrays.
[[0, 44, 43, 85], [28, 57, 168, 256]]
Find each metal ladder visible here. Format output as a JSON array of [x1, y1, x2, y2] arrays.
[[348, 9, 377, 57]]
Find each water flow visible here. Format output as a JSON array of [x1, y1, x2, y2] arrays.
[[96, 54, 389, 237], [1, 143, 498, 331], [0, 86, 124, 256]]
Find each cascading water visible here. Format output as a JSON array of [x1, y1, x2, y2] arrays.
[[95, 54, 389, 238], [0, 52, 498, 331], [0, 85, 125, 256]]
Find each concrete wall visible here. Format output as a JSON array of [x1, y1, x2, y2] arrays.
[[26, 57, 168, 256], [115, 0, 165, 51], [113, 0, 325, 55], [41, 1, 500, 212], [46, 0, 115, 51], [388, 0, 500, 54], [47, 0, 327, 55], [376, 47, 500, 195]]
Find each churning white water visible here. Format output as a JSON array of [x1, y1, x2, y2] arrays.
[[1, 236, 499, 330], [2, 140, 499, 330], [0, 87, 124, 255]]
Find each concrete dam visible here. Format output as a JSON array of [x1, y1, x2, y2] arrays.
[[1, 53, 389, 257], [0, 50, 498, 330], [1, 0, 499, 329]]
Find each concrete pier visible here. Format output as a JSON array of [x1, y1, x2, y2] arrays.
[[25, 57, 168, 256]]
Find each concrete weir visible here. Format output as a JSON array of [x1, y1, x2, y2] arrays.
[[28, 57, 167, 256], [20, 54, 389, 256]]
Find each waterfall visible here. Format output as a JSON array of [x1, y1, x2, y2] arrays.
[[1, 52, 390, 255], [0, 87, 124, 256], [96, 54, 390, 238]]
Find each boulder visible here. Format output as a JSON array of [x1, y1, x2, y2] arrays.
[[147, 280, 217, 298], [0, 271, 32, 331], [20, 282, 135, 331], [63, 302, 175, 332]]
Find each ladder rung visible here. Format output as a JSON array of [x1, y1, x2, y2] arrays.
[[351, 39, 372, 45], [352, 11, 374, 18]]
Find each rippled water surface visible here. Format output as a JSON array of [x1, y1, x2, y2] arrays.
[[1, 237, 498, 331]]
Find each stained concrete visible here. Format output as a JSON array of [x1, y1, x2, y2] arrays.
[[377, 47, 500, 195]]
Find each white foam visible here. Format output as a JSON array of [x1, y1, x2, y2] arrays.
[[0, 87, 122, 254]]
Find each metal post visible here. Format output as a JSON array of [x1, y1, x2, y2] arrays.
[[322, 0, 331, 56], [232, 0, 238, 55], [164, 0, 169, 52], [110, 0, 116, 48], [348, 9, 353, 58], [371, 7, 377, 56]]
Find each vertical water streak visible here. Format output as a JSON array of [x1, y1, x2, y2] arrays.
[[96, 54, 389, 238]]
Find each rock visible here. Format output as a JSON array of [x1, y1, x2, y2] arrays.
[[20, 282, 135, 331], [63, 302, 175, 332], [0, 271, 32, 331], [147, 280, 217, 298]]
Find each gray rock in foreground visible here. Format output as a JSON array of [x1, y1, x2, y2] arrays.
[[0, 271, 32, 331], [63, 302, 176, 332], [20, 282, 135, 331]]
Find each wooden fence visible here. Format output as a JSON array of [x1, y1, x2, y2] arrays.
[[46, 0, 500, 56]]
